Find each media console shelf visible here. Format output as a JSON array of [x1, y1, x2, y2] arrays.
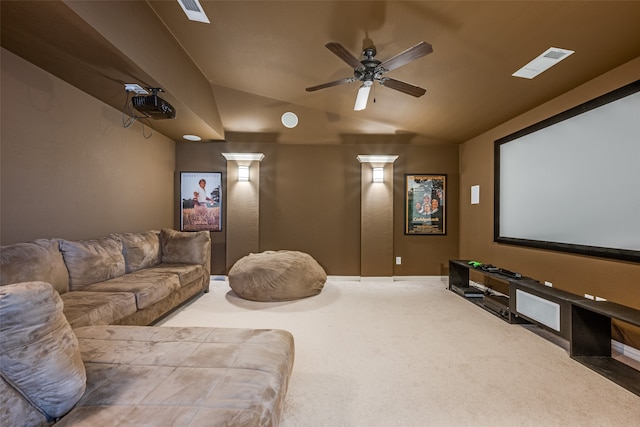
[[449, 259, 640, 397], [448, 260, 528, 324], [570, 299, 640, 397]]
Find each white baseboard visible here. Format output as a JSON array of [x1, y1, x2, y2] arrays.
[[393, 275, 445, 281], [328, 276, 445, 282], [327, 275, 361, 281], [361, 276, 394, 283]]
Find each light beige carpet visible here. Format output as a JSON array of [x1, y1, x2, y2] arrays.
[[159, 277, 640, 426]]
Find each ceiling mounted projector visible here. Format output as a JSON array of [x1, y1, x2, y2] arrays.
[[131, 88, 176, 119]]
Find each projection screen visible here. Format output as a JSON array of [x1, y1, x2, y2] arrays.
[[494, 80, 640, 263]]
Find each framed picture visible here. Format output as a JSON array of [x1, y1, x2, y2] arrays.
[[180, 172, 222, 232], [405, 174, 446, 235]]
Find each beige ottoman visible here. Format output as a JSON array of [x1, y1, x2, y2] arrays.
[[228, 250, 326, 301]]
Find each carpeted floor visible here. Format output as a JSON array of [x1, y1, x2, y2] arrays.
[[159, 277, 640, 426]]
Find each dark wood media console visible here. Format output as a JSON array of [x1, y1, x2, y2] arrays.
[[448, 259, 640, 397], [570, 299, 640, 396], [448, 259, 528, 324]]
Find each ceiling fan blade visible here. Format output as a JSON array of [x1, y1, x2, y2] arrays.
[[326, 42, 363, 69], [306, 77, 355, 92], [378, 41, 433, 72], [381, 78, 426, 97]]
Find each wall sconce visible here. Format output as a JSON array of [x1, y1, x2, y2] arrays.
[[372, 167, 384, 183], [238, 165, 250, 181]]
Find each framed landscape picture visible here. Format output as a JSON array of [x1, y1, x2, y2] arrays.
[[405, 174, 447, 235], [180, 172, 222, 232]]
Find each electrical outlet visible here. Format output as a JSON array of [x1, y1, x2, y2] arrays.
[[544, 281, 553, 287], [584, 293, 595, 300], [395, 257, 402, 265]]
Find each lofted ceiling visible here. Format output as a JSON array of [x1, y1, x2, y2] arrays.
[[2, 1, 640, 145]]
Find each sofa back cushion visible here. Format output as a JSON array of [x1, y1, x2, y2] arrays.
[[114, 231, 161, 273], [0, 281, 86, 421], [160, 229, 210, 267], [0, 239, 70, 294], [60, 237, 125, 290]]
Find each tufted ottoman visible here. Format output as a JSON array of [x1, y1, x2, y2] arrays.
[[228, 250, 326, 301]]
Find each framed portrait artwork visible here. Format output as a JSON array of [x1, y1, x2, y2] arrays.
[[180, 172, 222, 232], [405, 174, 447, 235]]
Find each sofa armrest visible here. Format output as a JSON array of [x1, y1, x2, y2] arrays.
[[159, 229, 211, 274]]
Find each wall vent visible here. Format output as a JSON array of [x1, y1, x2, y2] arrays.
[[512, 47, 574, 79], [177, 0, 210, 24]]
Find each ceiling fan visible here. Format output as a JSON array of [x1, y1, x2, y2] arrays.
[[306, 41, 433, 111]]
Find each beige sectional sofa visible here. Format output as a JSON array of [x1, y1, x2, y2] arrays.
[[0, 229, 211, 327], [0, 230, 296, 426], [1, 282, 294, 427]]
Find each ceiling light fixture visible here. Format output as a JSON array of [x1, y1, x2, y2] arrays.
[[281, 112, 299, 128], [512, 47, 575, 79], [182, 134, 202, 141], [354, 81, 373, 111]]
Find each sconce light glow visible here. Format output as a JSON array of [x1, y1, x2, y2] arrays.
[[372, 167, 384, 183], [238, 165, 250, 182]]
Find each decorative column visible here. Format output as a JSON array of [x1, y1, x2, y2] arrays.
[[221, 153, 265, 270], [357, 155, 399, 278]]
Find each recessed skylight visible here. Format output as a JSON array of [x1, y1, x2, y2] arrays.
[[512, 47, 575, 79]]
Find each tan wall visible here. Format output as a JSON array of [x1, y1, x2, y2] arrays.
[[459, 57, 640, 311], [1, 49, 175, 244], [176, 142, 459, 276], [361, 161, 395, 277]]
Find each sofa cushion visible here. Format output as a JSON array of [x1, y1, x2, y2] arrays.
[[82, 271, 180, 310], [61, 325, 295, 427], [0, 282, 86, 420], [147, 263, 206, 287], [0, 239, 69, 294], [61, 291, 137, 328], [160, 229, 209, 266], [60, 237, 125, 290], [115, 231, 161, 274]]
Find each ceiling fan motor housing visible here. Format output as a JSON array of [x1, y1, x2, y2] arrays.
[[356, 48, 381, 82]]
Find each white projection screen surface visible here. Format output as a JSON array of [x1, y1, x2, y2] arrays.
[[495, 80, 640, 263]]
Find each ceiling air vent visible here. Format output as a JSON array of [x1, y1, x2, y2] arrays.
[[512, 47, 574, 79], [177, 0, 210, 24]]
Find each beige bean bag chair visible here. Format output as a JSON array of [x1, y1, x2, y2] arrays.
[[228, 250, 326, 301]]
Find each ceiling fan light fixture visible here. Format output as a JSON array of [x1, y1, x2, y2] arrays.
[[354, 81, 373, 111]]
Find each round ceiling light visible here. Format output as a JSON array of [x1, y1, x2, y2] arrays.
[[281, 112, 299, 128], [182, 134, 202, 141]]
